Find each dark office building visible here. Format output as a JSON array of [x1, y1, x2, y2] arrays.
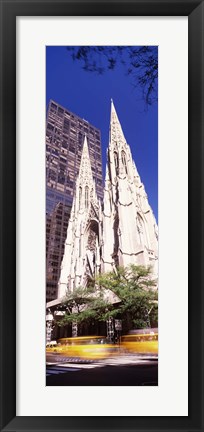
[[46, 100, 103, 302]]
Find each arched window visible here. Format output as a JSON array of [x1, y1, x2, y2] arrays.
[[121, 150, 128, 174], [79, 186, 82, 209], [114, 152, 119, 175], [85, 185, 89, 209]]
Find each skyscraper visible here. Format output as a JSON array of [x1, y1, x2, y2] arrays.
[[46, 100, 103, 301]]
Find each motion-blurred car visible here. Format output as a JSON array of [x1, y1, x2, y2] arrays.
[[121, 332, 158, 355], [46, 336, 120, 360], [46, 340, 57, 352]]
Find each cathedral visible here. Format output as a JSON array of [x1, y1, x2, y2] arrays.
[[57, 100, 158, 300]]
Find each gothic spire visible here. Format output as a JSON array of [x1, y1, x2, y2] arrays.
[[108, 100, 134, 182], [78, 135, 95, 188], [75, 135, 97, 213], [109, 99, 127, 150]]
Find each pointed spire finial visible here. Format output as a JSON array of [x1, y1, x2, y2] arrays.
[[109, 100, 125, 149], [110, 99, 121, 126], [83, 134, 88, 150], [110, 98, 116, 113], [78, 135, 97, 192], [79, 135, 90, 170]]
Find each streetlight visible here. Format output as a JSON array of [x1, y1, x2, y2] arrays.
[[106, 316, 114, 343]]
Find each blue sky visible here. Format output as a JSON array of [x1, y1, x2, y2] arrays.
[[46, 46, 158, 222]]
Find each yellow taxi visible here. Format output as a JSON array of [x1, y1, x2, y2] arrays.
[[47, 336, 119, 360], [46, 340, 58, 352], [121, 332, 158, 355]]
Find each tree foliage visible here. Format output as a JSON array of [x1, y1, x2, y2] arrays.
[[96, 265, 158, 329], [56, 285, 109, 327], [66, 46, 158, 106], [56, 265, 158, 331]]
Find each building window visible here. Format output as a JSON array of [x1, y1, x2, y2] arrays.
[[114, 152, 119, 175], [85, 186, 89, 209], [121, 150, 128, 174], [47, 123, 54, 131], [69, 145, 75, 154]]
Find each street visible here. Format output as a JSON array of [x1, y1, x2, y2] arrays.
[[46, 355, 158, 386]]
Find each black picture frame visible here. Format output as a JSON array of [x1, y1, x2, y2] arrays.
[[0, 1, 203, 431]]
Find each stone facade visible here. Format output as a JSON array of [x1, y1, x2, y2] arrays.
[[58, 101, 158, 299]]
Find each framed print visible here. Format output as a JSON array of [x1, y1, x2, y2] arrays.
[[0, 0, 204, 431]]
